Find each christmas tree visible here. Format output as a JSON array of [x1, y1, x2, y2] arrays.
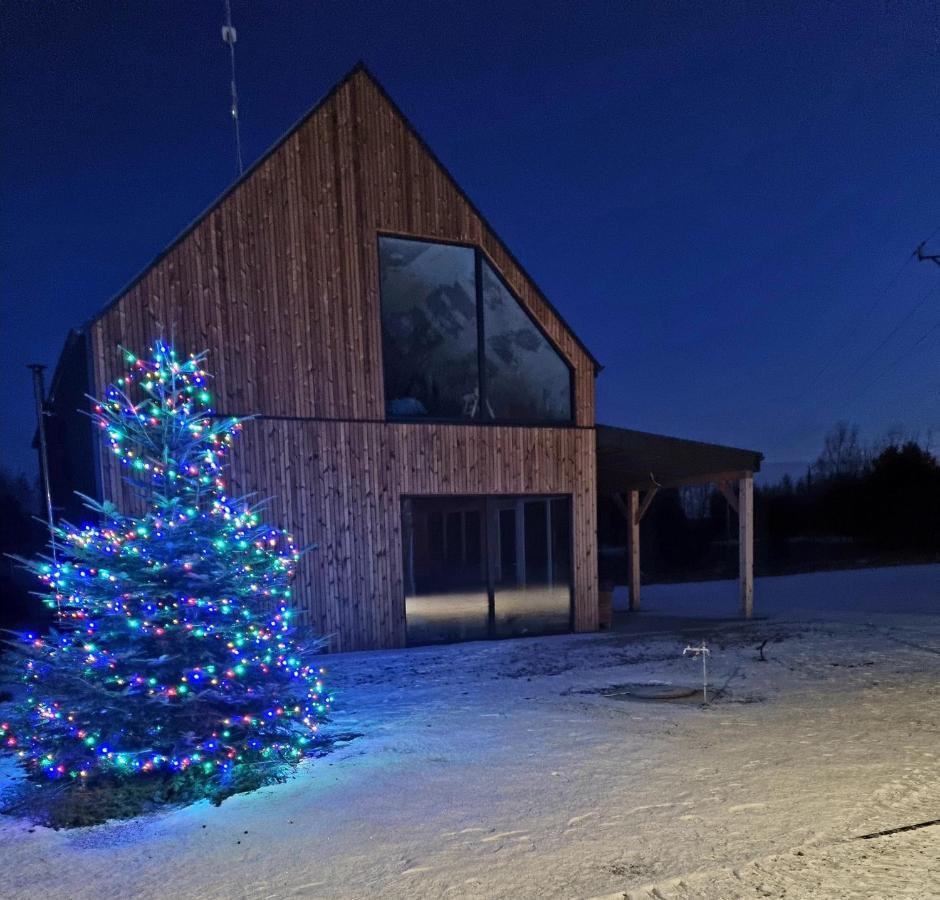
[[1, 342, 330, 812]]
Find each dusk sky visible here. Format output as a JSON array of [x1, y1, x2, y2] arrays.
[[2, 1, 939, 480]]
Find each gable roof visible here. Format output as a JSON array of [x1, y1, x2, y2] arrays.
[[79, 62, 602, 373]]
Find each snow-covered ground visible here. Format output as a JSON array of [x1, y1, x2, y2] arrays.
[[2, 564, 939, 899]]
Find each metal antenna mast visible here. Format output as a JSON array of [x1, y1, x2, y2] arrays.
[[222, 0, 244, 175], [27, 364, 57, 563]]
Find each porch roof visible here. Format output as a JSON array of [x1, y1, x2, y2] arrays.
[[596, 424, 762, 493]]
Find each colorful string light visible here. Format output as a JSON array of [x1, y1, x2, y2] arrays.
[[1, 343, 330, 785]]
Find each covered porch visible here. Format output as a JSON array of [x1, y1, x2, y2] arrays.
[[596, 424, 763, 618]]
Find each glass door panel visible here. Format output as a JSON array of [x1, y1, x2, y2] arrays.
[[404, 494, 572, 645], [404, 497, 489, 645], [493, 497, 572, 638]]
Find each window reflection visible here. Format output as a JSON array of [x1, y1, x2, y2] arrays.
[[481, 260, 573, 423], [403, 497, 489, 645], [379, 237, 573, 424], [379, 237, 478, 419], [493, 497, 572, 638], [404, 495, 572, 645]]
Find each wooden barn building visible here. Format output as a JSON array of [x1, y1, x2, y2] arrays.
[[43, 65, 762, 652]]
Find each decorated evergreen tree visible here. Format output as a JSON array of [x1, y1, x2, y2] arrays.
[[1, 342, 330, 811]]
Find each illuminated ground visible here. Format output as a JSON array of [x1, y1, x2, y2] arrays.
[[2, 564, 939, 899]]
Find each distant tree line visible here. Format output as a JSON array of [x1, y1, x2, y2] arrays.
[[759, 422, 940, 561]]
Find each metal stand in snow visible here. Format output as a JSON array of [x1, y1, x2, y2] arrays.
[[683, 642, 711, 703]]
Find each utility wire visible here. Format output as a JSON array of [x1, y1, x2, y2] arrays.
[[838, 224, 940, 402], [793, 226, 940, 404], [842, 318, 940, 409], [779, 315, 940, 461], [819, 283, 939, 398], [791, 223, 940, 408], [792, 249, 916, 398], [773, 225, 940, 454]]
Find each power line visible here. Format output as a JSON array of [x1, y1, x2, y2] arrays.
[[773, 227, 940, 454], [822, 283, 939, 397], [842, 318, 940, 409], [791, 226, 940, 406], [791, 249, 916, 398], [782, 316, 940, 460], [795, 224, 940, 405]]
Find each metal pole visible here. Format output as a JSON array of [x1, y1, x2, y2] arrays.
[[702, 648, 708, 703], [28, 364, 56, 561], [683, 641, 711, 704], [222, 0, 244, 176]]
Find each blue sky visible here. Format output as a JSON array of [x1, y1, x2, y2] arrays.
[[2, 1, 939, 479]]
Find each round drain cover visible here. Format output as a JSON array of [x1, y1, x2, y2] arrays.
[[604, 683, 700, 701]]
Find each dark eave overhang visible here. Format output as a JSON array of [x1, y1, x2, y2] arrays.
[[596, 423, 763, 493]]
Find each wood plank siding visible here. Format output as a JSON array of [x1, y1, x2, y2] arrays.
[[86, 66, 599, 651]]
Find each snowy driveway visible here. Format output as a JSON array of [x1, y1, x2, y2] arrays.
[[2, 565, 939, 899]]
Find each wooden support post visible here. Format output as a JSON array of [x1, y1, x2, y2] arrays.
[[738, 474, 754, 618], [627, 490, 641, 611]]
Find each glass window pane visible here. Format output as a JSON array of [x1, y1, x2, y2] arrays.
[[379, 237, 478, 419], [550, 498, 571, 584], [445, 511, 462, 565], [481, 260, 573, 423], [493, 497, 571, 637], [404, 497, 489, 645], [464, 509, 482, 566], [524, 500, 549, 584]]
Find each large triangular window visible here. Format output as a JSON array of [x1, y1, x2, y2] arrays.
[[379, 235, 573, 424]]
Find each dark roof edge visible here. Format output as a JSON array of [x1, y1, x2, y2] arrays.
[[597, 422, 763, 469], [74, 61, 603, 372]]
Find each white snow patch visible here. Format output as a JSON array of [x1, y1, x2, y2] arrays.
[[1, 564, 939, 899]]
